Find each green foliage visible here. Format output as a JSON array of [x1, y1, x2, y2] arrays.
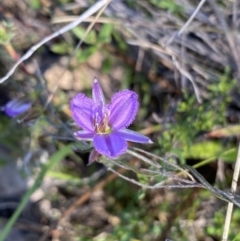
[[206, 208, 240, 240], [156, 70, 235, 164], [110, 208, 162, 241], [76, 46, 98, 63], [29, 0, 42, 10], [233, 231, 240, 241], [51, 42, 72, 54], [98, 24, 114, 44], [51, 24, 114, 64], [0, 21, 15, 45], [150, 0, 183, 14], [72, 27, 97, 45], [208, 67, 234, 97], [182, 141, 237, 162], [112, 30, 127, 51], [102, 57, 112, 74]]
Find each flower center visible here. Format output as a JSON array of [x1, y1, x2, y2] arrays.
[[94, 112, 111, 134]]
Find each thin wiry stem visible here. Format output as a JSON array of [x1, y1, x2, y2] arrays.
[[131, 147, 194, 180], [107, 167, 202, 190], [127, 149, 162, 169], [172, 56, 202, 103], [222, 142, 240, 241], [165, 0, 207, 47], [110, 157, 196, 185], [0, 0, 111, 83]]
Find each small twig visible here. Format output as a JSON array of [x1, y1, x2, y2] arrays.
[[51, 16, 120, 24], [127, 39, 176, 57], [0, 0, 110, 83], [135, 47, 145, 72], [164, 0, 207, 47], [180, 34, 187, 88], [222, 142, 240, 241]]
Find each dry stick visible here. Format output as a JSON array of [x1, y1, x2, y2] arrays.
[[51, 16, 120, 24], [164, 0, 207, 47], [135, 47, 145, 72], [128, 40, 176, 57], [180, 34, 187, 88], [0, 0, 110, 84], [222, 142, 240, 241]]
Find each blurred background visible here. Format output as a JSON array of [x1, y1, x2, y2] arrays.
[[0, 0, 240, 240]]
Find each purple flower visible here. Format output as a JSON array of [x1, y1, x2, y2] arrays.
[[70, 78, 153, 165], [3, 98, 31, 117]]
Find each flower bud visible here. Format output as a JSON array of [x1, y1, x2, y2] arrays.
[[3, 98, 31, 117]]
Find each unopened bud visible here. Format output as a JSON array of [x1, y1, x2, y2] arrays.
[[3, 98, 31, 117]]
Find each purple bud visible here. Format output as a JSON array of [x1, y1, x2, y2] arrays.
[[3, 98, 32, 117]]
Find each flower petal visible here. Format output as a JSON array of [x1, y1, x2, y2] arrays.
[[70, 93, 95, 131], [88, 149, 101, 166], [92, 78, 105, 106], [117, 129, 153, 144], [74, 130, 95, 141], [108, 90, 138, 130], [93, 132, 127, 158]]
